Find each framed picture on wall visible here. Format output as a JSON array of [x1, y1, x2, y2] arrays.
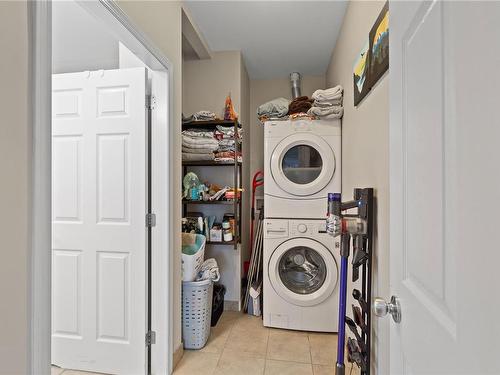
[[353, 1, 389, 106], [353, 39, 370, 106], [367, 1, 389, 88]]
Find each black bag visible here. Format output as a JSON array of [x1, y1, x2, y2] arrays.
[[211, 284, 226, 327]]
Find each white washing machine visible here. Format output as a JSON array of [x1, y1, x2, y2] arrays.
[[264, 119, 341, 219], [263, 218, 340, 332]]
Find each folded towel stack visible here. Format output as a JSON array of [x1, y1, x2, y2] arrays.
[[307, 85, 344, 120], [182, 125, 242, 162], [257, 97, 289, 122]]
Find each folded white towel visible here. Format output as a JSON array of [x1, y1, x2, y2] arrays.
[[182, 135, 219, 150], [182, 152, 214, 161], [196, 258, 220, 282], [182, 130, 215, 139], [312, 85, 343, 103], [182, 146, 217, 154], [307, 105, 344, 119]]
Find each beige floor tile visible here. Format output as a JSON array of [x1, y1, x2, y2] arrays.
[[231, 313, 267, 333], [224, 326, 270, 358], [219, 310, 242, 324], [200, 320, 233, 354], [312, 364, 335, 375], [51, 366, 65, 375], [308, 333, 338, 366], [266, 329, 311, 363], [173, 350, 220, 375], [265, 360, 313, 375], [214, 350, 266, 375], [61, 370, 107, 375]]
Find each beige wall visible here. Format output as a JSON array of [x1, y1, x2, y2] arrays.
[[182, 51, 251, 304], [0, 3, 184, 370], [0, 2, 30, 373], [240, 60, 251, 273], [183, 51, 242, 117], [249, 75, 326, 195], [116, 0, 184, 356], [325, 1, 389, 374]]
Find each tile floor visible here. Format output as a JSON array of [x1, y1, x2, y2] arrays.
[[51, 311, 361, 375], [174, 311, 361, 375]]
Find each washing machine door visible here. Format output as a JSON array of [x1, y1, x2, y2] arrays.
[[270, 133, 336, 196], [268, 238, 338, 307]]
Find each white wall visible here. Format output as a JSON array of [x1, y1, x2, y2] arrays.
[[115, 0, 184, 358], [248, 75, 326, 196], [0, 2, 30, 373], [52, 1, 119, 73], [325, 2, 389, 374]]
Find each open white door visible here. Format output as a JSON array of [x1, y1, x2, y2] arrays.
[[388, 1, 500, 374], [51, 67, 148, 374]]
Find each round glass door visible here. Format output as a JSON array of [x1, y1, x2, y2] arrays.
[[282, 145, 323, 185], [270, 133, 336, 196], [278, 246, 327, 294], [268, 238, 338, 307]]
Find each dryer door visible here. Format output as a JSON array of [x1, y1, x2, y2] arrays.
[[268, 238, 338, 307], [270, 133, 336, 196]]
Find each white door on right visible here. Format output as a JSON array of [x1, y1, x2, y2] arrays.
[[389, 1, 500, 374]]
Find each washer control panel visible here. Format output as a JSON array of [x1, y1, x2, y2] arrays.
[[289, 220, 328, 236]]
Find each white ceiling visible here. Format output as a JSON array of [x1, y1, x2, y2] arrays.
[[183, 1, 348, 80]]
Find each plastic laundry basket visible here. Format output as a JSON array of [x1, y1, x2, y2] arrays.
[[182, 233, 206, 282], [182, 279, 213, 349]]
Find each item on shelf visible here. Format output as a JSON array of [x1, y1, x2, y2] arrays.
[[223, 213, 236, 236], [183, 172, 201, 200], [195, 258, 220, 282], [257, 97, 289, 122], [209, 224, 223, 242], [222, 220, 231, 230], [224, 188, 242, 201], [223, 229, 233, 242], [287, 95, 314, 115], [214, 151, 242, 163], [223, 93, 238, 121], [307, 85, 344, 120], [183, 110, 217, 123]]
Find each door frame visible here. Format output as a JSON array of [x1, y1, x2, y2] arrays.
[[29, 1, 174, 374]]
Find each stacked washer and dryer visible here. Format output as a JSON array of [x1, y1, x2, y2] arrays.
[[263, 119, 341, 332]]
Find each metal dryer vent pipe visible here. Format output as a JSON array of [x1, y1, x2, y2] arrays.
[[290, 72, 302, 99]]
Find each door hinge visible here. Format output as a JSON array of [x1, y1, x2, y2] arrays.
[[146, 95, 156, 110], [146, 330, 156, 346], [146, 213, 156, 228]]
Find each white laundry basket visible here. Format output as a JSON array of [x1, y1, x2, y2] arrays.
[[182, 279, 213, 349], [182, 233, 206, 282]]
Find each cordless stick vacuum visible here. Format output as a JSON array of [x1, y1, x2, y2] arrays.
[[327, 192, 369, 375]]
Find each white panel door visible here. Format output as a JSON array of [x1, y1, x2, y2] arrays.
[[52, 68, 147, 374], [389, 2, 500, 374]]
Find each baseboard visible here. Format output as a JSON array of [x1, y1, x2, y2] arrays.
[[173, 344, 184, 370], [224, 300, 240, 311]]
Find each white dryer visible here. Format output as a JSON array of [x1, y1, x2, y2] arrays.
[[263, 218, 340, 332], [264, 119, 341, 219]]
